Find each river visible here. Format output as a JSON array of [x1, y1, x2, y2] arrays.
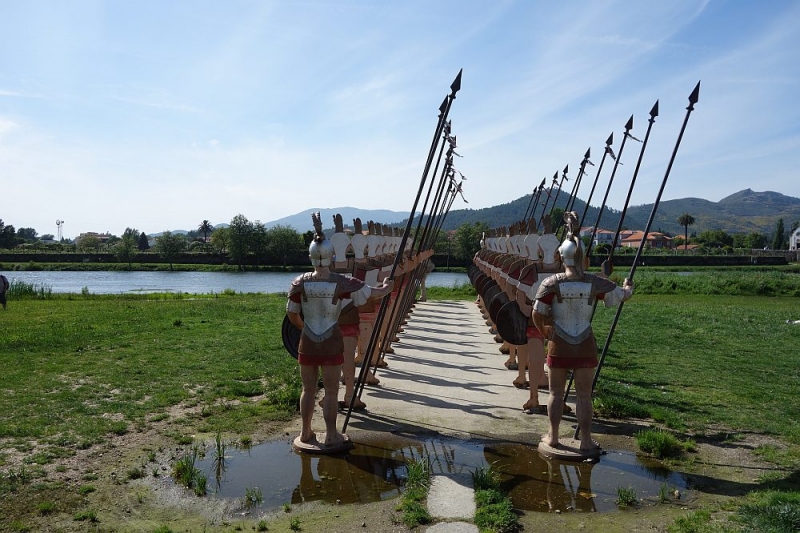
[[3, 270, 470, 295]]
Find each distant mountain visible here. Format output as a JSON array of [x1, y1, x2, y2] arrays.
[[264, 207, 410, 232], [432, 189, 800, 237]]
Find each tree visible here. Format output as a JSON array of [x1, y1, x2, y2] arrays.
[[267, 225, 305, 267], [210, 227, 229, 256], [696, 229, 733, 249], [227, 214, 253, 269], [454, 221, 490, 261], [16, 227, 38, 242], [0, 220, 16, 248], [772, 218, 786, 250], [198, 220, 214, 242], [78, 235, 101, 252], [115, 228, 139, 268], [138, 232, 150, 251], [154, 231, 187, 270], [678, 213, 695, 251], [251, 222, 270, 267]]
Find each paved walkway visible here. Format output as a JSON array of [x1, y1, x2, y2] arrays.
[[345, 300, 559, 531]]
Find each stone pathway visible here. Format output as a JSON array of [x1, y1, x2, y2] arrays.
[[346, 300, 559, 531]]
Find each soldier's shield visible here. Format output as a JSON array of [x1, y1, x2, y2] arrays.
[[281, 315, 301, 359], [487, 291, 509, 324], [496, 301, 528, 346]]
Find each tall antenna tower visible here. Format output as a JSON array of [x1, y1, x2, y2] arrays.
[[56, 219, 64, 241]]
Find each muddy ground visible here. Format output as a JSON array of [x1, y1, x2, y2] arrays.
[[2, 407, 790, 533]]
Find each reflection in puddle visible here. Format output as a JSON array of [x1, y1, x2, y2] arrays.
[[184, 433, 687, 514]]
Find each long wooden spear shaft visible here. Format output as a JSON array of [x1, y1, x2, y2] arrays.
[[350, 140, 453, 409], [378, 152, 458, 367], [578, 133, 613, 232], [550, 165, 569, 215], [525, 179, 546, 221], [585, 116, 634, 258], [558, 149, 592, 241], [563, 103, 659, 407], [523, 184, 540, 221], [590, 83, 699, 395], [606, 102, 659, 256], [571, 83, 700, 441], [565, 149, 591, 215], [343, 69, 462, 432], [536, 172, 559, 228]]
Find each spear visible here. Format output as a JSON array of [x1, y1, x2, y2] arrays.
[[558, 149, 592, 241], [565, 149, 592, 216], [525, 178, 547, 221], [605, 102, 659, 261], [536, 171, 559, 228], [343, 69, 462, 432], [592, 83, 699, 392], [585, 116, 634, 258], [551, 164, 569, 214], [562, 102, 658, 407], [523, 184, 541, 222], [573, 83, 700, 440], [577, 133, 614, 233]]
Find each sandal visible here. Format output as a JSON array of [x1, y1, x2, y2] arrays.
[[504, 361, 519, 370], [513, 379, 529, 389]]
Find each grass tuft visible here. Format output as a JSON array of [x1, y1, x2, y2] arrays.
[[635, 429, 690, 459]]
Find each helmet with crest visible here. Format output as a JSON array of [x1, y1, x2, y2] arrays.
[[308, 212, 334, 267]]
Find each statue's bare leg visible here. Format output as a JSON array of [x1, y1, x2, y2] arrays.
[[342, 336, 366, 409], [523, 339, 546, 411], [299, 364, 319, 443], [542, 367, 568, 447], [573, 367, 599, 451], [514, 343, 529, 389], [321, 365, 347, 446]]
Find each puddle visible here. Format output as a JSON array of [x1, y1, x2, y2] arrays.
[[183, 433, 688, 514]]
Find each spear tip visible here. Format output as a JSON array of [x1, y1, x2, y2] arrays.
[[650, 100, 659, 118], [451, 69, 463, 95], [606, 132, 614, 146], [688, 80, 700, 105], [563, 164, 569, 173], [438, 96, 448, 114], [625, 115, 634, 130], [584, 147, 591, 158]]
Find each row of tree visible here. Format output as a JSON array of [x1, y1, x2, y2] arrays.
[[2, 212, 797, 269], [677, 213, 797, 250]]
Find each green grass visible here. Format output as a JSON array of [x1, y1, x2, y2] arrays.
[[472, 466, 520, 533], [736, 489, 800, 532], [592, 295, 800, 445], [398, 458, 432, 528], [635, 428, 692, 459], [0, 293, 299, 449]]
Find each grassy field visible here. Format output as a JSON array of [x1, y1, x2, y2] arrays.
[[1, 270, 799, 530]]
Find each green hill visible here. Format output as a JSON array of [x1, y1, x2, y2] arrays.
[[435, 188, 800, 238]]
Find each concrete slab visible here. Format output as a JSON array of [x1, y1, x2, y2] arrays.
[[424, 522, 479, 533], [427, 473, 475, 520]]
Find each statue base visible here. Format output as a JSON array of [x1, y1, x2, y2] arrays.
[[292, 434, 353, 454], [538, 438, 602, 462]]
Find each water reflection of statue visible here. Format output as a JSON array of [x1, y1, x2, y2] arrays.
[[543, 456, 597, 513]]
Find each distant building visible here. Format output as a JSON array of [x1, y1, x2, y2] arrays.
[[620, 231, 673, 249], [580, 227, 635, 248], [76, 232, 113, 245], [791, 227, 800, 251]]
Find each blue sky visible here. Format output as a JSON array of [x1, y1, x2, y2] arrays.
[[1, 0, 798, 239]]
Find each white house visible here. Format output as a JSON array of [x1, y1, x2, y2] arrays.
[[791, 226, 800, 251]]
